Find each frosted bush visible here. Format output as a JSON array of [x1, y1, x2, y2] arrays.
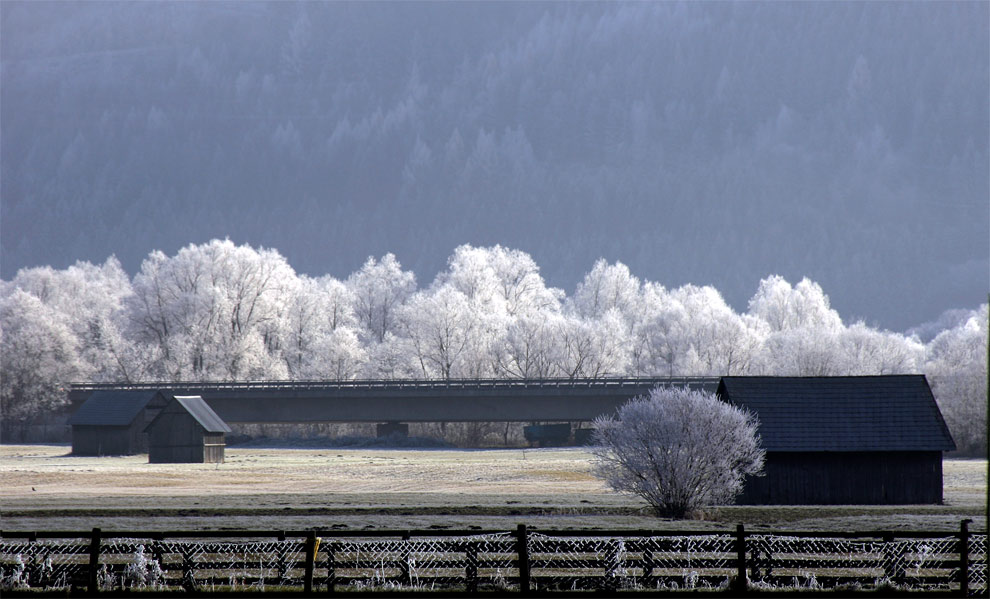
[[123, 545, 163, 590], [1, 554, 29, 590]]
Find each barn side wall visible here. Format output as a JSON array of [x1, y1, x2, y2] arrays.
[[737, 451, 943, 505], [148, 411, 206, 463], [72, 425, 141, 456]]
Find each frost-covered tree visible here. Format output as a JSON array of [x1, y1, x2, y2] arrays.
[[347, 253, 416, 343], [125, 240, 295, 380], [493, 312, 563, 378], [0, 289, 84, 439], [8, 257, 134, 381], [748, 275, 843, 332], [748, 276, 847, 376], [361, 332, 421, 380], [630, 283, 766, 377], [672, 284, 766, 376], [924, 305, 988, 455], [591, 387, 764, 518], [837, 322, 923, 375], [439, 244, 562, 316], [764, 328, 842, 376], [281, 275, 364, 379], [307, 327, 367, 381], [555, 309, 630, 378], [630, 282, 695, 377], [570, 259, 641, 324], [400, 285, 483, 379]]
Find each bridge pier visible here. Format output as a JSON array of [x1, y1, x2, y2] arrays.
[[376, 422, 409, 438]]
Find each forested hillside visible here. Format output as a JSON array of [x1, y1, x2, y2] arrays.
[[2, 241, 986, 453], [2, 2, 987, 330]]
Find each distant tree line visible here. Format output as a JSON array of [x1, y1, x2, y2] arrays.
[[1, 240, 986, 454], [2, 2, 986, 331]]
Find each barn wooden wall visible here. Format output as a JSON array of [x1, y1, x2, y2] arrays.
[[71, 424, 145, 456], [203, 433, 225, 463], [147, 409, 225, 463], [738, 451, 943, 505]]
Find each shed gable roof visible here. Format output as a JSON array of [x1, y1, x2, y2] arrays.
[[68, 391, 167, 426], [717, 375, 956, 452], [144, 396, 231, 434]]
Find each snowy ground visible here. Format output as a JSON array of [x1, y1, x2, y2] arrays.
[[0, 445, 984, 532]]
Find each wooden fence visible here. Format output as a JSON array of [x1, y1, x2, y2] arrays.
[[1, 522, 985, 595]]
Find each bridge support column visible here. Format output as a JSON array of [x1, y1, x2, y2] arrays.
[[376, 422, 409, 438]]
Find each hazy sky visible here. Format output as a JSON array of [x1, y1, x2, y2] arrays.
[[2, 1, 987, 330]]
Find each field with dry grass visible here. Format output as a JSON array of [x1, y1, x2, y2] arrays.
[[1, 445, 985, 533]]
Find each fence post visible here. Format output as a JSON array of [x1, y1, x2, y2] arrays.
[[181, 546, 196, 592], [465, 541, 478, 593], [959, 519, 971, 598], [516, 524, 530, 593], [735, 524, 747, 593], [304, 531, 317, 594], [87, 527, 101, 595], [89, 528, 100, 595]]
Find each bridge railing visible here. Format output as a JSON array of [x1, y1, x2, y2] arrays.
[[67, 377, 721, 394]]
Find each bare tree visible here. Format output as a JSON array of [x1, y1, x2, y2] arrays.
[[591, 387, 764, 518]]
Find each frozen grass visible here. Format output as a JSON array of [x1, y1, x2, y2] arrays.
[[0, 445, 984, 532]]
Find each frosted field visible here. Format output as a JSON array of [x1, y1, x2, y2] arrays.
[[0, 445, 985, 532]]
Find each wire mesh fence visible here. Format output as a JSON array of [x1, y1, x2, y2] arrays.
[[0, 537, 89, 591], [98, 538, 310, 591], [1, 525, 985, 595], [527, 533, 737, 591], [745, 534, 965, 592], [968, 534, 987, 596], [323, 533, 517, 591]]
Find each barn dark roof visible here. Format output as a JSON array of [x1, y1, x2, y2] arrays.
[[157, 396, 231, 433], [717, 376, 955, 452], [68, 391, 165, 426]]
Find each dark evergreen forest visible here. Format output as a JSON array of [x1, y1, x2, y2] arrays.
[[2, 2, 987, 330]]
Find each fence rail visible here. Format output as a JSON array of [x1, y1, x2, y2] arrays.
[[1, 522, 984, 595]]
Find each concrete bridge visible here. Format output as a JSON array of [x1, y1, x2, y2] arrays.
[[68, 378, 720, 424]]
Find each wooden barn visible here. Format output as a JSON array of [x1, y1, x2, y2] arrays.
[[717, 375, 956, 505], [145, 395, 231, 463], [68, 390, 169, 455]]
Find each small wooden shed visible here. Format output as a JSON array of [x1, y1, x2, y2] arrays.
[[68, 391, 169, 455], [144, 396, 231, 463], [717, 375, 956, 505]]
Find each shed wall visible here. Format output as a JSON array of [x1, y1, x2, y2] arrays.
[[737, 451, 943, 505], [71, 425, 143, 456], [203, 433, 225, 464], [148, 411, 205, 463], [147, 410, 225, 463]]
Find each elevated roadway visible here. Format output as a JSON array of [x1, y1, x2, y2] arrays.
[[67, 378, 720, 424]]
